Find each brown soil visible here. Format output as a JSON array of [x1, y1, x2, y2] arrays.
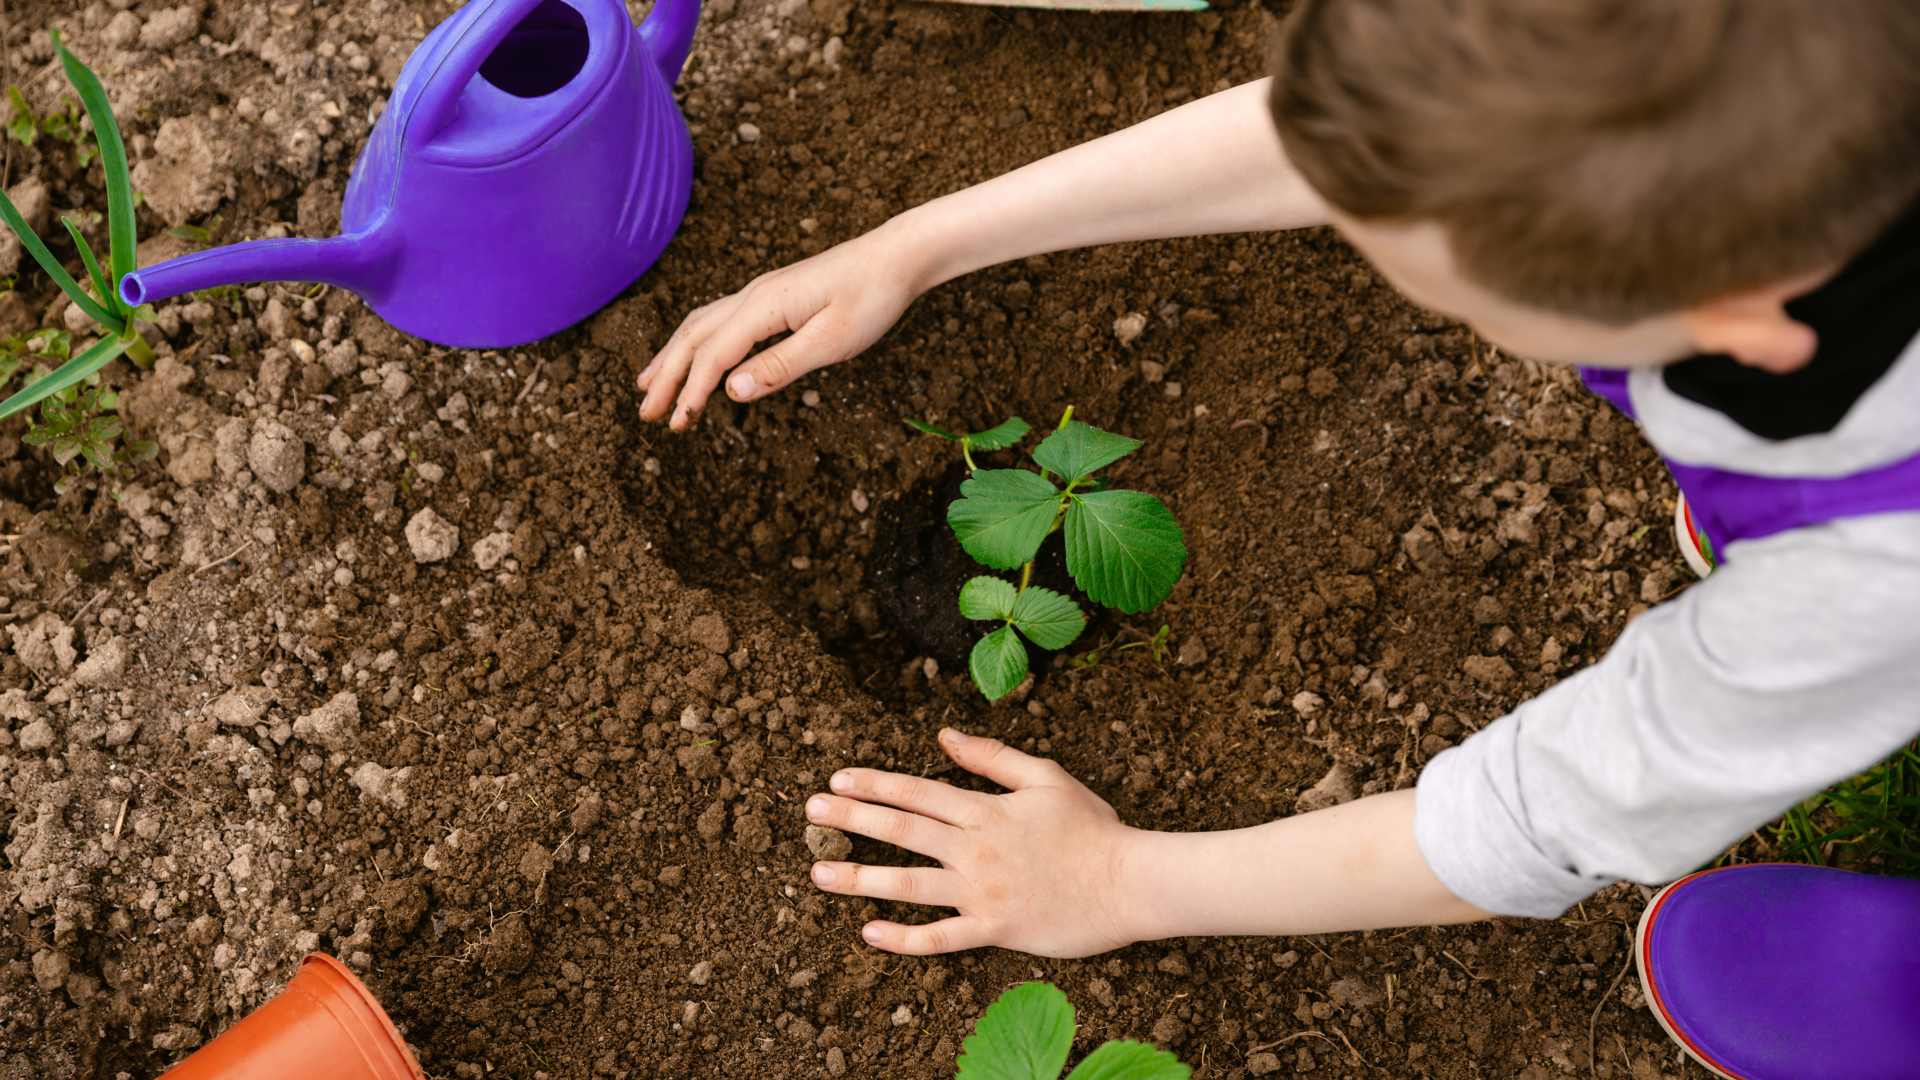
[[1, 2, 1703, 1078]]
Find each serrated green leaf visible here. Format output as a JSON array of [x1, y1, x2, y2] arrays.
[[1032, 421, 1142, 485], [1009, 587, 1086, 651], [906, 417, 961, 441], [52, 30, 137, 291], [0, 335, 129, 419], [957, 982, 1074, 1080], [1065, 490, 1187, 614], [1064, 1041, 1191, 1080], [31, 330, 73, 360], [968, 627, 1030, 704], [967, 416, 1031, 452], [958, 575, 1017, 621], [0, 184, 121, 330], [948, 468, 1063, 571], [62, 217, 117, 317], [5, 86, 37, 147]]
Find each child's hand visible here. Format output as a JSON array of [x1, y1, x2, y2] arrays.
[[636, 222, 926, 430], [804, 727, 1148, 958]]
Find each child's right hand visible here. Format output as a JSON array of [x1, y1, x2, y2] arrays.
[[636, 220, 928, 430]]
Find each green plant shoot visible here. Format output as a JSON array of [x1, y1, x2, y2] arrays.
[[0, 30, 157, 422], [955, 982, 1189, 1080], [912, 407, 1188, 701]]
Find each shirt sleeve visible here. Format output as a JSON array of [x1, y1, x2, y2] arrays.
[[1413, 513, 1920, 918]]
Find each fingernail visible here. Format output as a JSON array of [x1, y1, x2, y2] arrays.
[[830, 771, 851, 792], [806, 796, 829, 820], [812, 863, 836, 885], [862, 924, 883, 944], [940, 728, 963, 744], [728, 370, 756, 401]]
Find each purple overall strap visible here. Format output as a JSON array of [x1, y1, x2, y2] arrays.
[[1578, 367, 1920, 559]]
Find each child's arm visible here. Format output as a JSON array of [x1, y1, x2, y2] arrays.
[[804, 728, 1486, 958], [639, 78, 1327, 428]]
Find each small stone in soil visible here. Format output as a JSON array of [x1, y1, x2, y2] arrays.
[[688, 960, 714, 986], [405, 508, 460, 564], [1295, 763, 1356, 814], [890, 1004, 913, 1026], [1114, 312, 1148, 346], [804, 825, 852, 861], [472, 531, 513, 571], [248, 420, 306, 494]]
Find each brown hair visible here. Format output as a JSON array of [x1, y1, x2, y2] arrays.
[[1270, 0, 1920, 321]]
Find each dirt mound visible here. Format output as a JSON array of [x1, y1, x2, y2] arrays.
[[2, 1, 1689, 1077]]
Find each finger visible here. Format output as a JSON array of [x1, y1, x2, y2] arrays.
[[938, 728, 1068, 792], [640, 302, 733, 421], [671, 305, 795, 430], [810, 862, 965, 908], [728, 316, 842, 402], [806, 794, 955, 861], [860, 916, 993, 956], [828, 768, 988, 828]]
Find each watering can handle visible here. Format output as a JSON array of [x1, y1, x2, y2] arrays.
[[402, 0, 552, 145]]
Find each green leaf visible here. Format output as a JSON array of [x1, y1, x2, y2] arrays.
[[0, 353, 20, 388], [968, 627, 1030, 704], [1032, 422, 1142, 485], [967, 416, 1031, 452], [52, 30, 137, 291], [1009, 587, 1086, 651], [906, 417, 960, 441], [86, 415, 123, 443], [0, 335, 129, 419], [1064, 1041, 1191, 1080], [958, 576, 1017, 622], [0, 184, 122, 330], [50, 434, 83, 466], [956, 982, 1074, 1080], [5, 86, 36, 146], [79, 438, 113, 472], [1065, 490, 1187, 614], [947, 469, 1063, 571], [62, 217, 117, 317], [30, 329, 73, 360]]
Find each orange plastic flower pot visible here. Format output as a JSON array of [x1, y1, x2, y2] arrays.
[[159, 953, 425, 1080]]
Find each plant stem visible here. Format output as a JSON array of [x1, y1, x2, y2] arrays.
[[122, 331, 152, 367], [1056, 404, 1074, 431], [962, 437, 978, 474], [1018, 561, 1033, 592]]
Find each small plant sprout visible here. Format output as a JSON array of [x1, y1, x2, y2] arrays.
[[0, 31, 156, 423], [911, 407, 1187, 701], [907, 415, 1032, 472], [955, 981, 1189, 1080]]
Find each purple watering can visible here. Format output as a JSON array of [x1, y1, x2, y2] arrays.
[[120, 0, 699, 348]]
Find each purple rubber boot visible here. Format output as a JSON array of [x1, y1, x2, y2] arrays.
[[1635, 864, 1920, 1078]]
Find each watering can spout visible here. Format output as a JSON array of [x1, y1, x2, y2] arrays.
[[639, 0, 700, 85], [120, 230, 397, 309]]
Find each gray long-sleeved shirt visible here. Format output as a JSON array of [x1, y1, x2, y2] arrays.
[[1413, 329, 1920, 918]]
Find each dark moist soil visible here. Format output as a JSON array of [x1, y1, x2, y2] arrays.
[[2, 2, 1711, 1078]]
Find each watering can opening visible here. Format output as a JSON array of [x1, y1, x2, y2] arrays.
[[479, 0, 592, 98]]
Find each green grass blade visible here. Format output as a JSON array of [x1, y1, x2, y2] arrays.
[[51, 30, 137, 289], [62, 217, 118, 317], [0, 186, 121, 329], [0, 334, 129, 418]]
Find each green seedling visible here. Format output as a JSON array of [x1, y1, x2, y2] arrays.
[[1116, 623, 1173, 665], [0, 31, 157, 423], [912, 407, 1187, 701], [1, 330, 155, 491], [4, 86, 37, 146], [956, 981, 1189, 1080], [1770, 740, 1920, 876]]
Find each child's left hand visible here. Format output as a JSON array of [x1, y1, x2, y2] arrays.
[[804, 727, 1149, 958]]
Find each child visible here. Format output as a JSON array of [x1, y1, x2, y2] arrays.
[[638, 3, 1920, 1075]]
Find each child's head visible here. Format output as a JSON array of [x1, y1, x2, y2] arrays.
[[1269, 0, 1920, 372]]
